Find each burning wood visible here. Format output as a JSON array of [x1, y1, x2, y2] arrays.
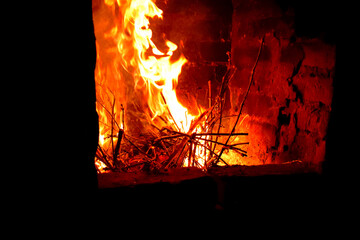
[[94, 60, 251, 173], [95, 108, 249, 172], [93, 0, 259, 173]]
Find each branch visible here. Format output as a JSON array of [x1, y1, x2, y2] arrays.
[[113, 129, 124, 167], [96, 145, 113, 170], [123, 135, 152, 159], [216, 35, 265, 163], [195, 133, 248, 137], [96, 101, 121, 130], [195, 136, 248, 151], [193, 139, 229, 167]]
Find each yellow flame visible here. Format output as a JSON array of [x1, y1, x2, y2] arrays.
[[95, 0, 199, 164], [120, 0, 195, 132], [99, 0, 196, 134]]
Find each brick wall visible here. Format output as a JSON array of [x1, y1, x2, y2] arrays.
[[154, 0, 233, 115], [160, 0, 335, 168], [95, 0, 335, 169], [230, 0, 335, 167]]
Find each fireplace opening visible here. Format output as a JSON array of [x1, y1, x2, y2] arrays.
[[22, 0, 348, 224], [92, 0, 335, 188]]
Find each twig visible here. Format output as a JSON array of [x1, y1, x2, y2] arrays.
[[120, 104, 125, 129], [123, 135, 152, 159], [96, 37, 261, 172], [111, 97, 115, 158], [113, 129, 124, 167], [158, 139, 170, 156], [174, 140, 189, 168], [188, 139, 193, 167], [195, 136, 247, 149], [230, 142, 249, 146], [162, 138, 189, 169], [208, 79, 213, 161], [211, 66, 237, 156], [208, 80, 212, 109], [154, 133, 188, 142], [95, 152, 112, 170], [96, 145, 113, 170], [212, 96, 223, 154], [192, 142, 197, 167], [219, 67, 237, 99], [195, 132, 248, 137], [216, 35, 265, 163], [97, 101, 121, 130], [187, 104, 215, 134], [160, 92, 181, 131], [195, 136, 247, 153], [193, 140, 229, 166], [123, 159, 149, 170]]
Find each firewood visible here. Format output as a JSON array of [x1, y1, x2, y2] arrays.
[[113, 129, 124, 168]]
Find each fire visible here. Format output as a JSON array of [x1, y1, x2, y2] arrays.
[[94, 0, 201, 170], [118, 0, 194, 132], [93, 0, 250, 172], [99, 0, 195, 132]]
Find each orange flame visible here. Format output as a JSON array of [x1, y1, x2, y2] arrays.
[[100, 0, 196, 131], [116, 0, 194, 132], [94, 0, 199, 171], [94, 0, 250, 172]]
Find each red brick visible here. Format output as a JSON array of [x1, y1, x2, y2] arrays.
[[199, 41, 231, 62], [301, 39, 336, 69], [291, 132, 317, 164], [241, 117, 278, 164], [229, 67, 252, 89], [280, 43, 305, 65], [296, 103, 331, 139], [293, 65, 334, 106], [232, 0, 283, 22], [238, 93, 279, 124], [178, 64, 217, 109], [251, 16, 294, 39], [278, 112, 297, 150], [231, 37, 261, 69]]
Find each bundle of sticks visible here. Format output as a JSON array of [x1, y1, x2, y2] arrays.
[[95, 36, 264, 173]]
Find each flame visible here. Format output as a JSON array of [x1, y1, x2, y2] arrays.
[[116, 0, 194, 132], [99, 0, 195, 132], [93, 0, 250, 171], [94, 0, 199, 169]]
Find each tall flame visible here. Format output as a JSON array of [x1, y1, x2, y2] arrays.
[[93, 0, 252, 172], [94, 0, 199, 171], [101, 0, 195, 131]]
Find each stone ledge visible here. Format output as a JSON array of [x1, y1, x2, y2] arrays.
[[98, 160, 319, 188]]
